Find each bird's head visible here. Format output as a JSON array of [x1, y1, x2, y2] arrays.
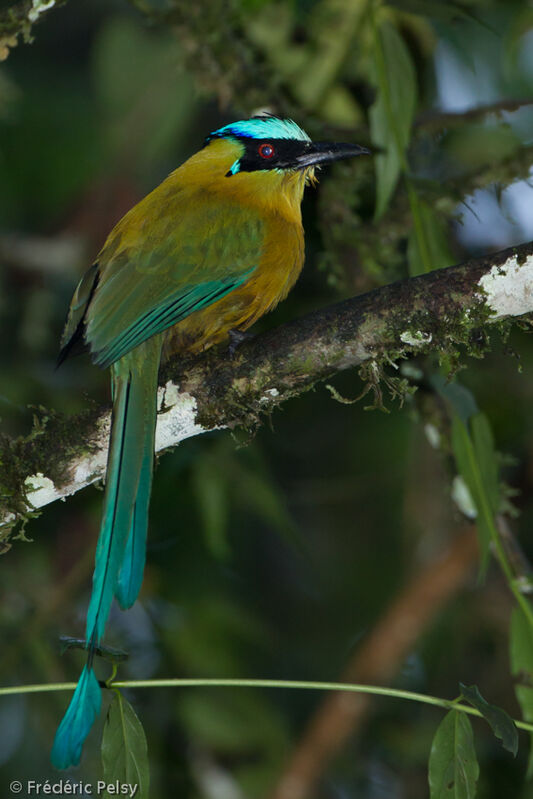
[[186, 115, 369, 208]]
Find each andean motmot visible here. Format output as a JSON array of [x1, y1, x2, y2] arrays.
[[51, 115, 369, 768]]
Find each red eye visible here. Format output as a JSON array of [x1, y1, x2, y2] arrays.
[[258, 142, 275, 159]]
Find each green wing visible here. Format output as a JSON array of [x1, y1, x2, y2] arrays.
[[91, 271, 255, 368], [57, 264, 99, 365], [65, 187, 265, 368]]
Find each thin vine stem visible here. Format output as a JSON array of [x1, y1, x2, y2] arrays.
[[1, 677, 532, 733]]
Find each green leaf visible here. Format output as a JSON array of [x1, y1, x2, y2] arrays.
[[369, 20, 416, 219], [385, 0, 492, 27], [450, 416, 490, 574], [449, 408, 502, 579], [237, 467, 297, 543], [426, 381, 501, 574], [93, 17, 196, 167], [510, 606, 533, 776], [191, 455, 231, 561], [470, 414, 500, 516], [407, 199, 454, 276], [101, 691, 149, 799], [445, 124, 521, 174], [430, 376, 478, 425], [460, 683, 518, 756], [230, 448, 305, 556], [429, 710, 479, 798], [504, 8, 533, 73]]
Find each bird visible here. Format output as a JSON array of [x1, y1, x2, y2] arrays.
[[51, 115, 369, 768]]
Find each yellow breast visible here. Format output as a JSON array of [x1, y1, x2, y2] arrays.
[[163, 139, 308, 357]]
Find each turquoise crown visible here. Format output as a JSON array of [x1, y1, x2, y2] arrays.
[[208, 116, 310, 143]]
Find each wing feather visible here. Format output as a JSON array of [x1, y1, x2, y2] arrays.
[[84, 189, 264, 367]]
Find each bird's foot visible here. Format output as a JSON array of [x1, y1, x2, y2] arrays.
[[228, 328, 253, 358]]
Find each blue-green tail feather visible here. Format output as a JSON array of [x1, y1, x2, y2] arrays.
[[115, 425, 154, 609], [51, 665, 101, 769], [53, 337, 161, 769], [86, 337, 161, 646]]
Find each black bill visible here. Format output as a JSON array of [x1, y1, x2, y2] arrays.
[[295, 141, 370, 169]]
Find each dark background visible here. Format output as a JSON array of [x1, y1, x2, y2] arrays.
[[1, 0, 533, 796]]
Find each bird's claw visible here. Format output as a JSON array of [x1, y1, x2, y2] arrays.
[[228, 328, 253, 358]]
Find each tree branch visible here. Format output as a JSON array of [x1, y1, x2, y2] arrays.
[[0, 0, 68, 60], [2, 240, 533, 536]]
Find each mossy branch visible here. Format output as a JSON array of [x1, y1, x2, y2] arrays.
[[0, 0, 68, 60], [1, 239, 533, 539]]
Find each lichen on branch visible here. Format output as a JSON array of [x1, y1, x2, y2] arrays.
[[0, 0, 67, 60], [1, 240, 533, 544]]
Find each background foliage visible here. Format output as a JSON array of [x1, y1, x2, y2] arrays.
[[1, 0, 533, 796]]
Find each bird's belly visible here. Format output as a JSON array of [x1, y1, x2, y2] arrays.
[[163, 226, 304, 358]]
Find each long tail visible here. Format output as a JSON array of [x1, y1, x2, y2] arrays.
[[51, 337, 161, 769], [115, 439, 154, 609], [51, 665, 101, 769]]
